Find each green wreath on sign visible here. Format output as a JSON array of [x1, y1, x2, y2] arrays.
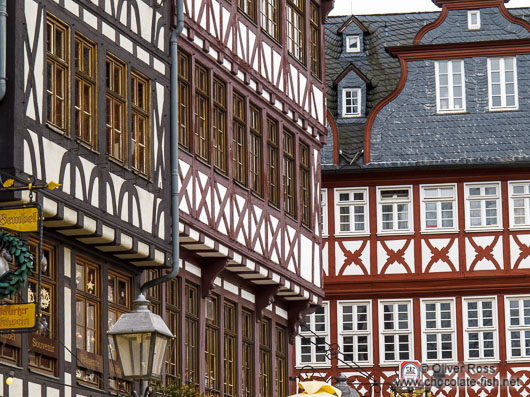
[[0, 232, 34, 300]]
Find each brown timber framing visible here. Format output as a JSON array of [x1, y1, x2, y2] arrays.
[[181, 2, 328, 144], [177, 37, 323, 298]]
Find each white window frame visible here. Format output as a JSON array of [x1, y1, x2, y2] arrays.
[[377, 186, 413, 235], [337, 300, 372, 366], [420, 184, 458, 233], [463, 297, 498, 362], [334, 188, 369, 236], [505, 295, 530, 361], [379, 300, 413, 365], [345, 35, 360, 53], [296, 302, 330, 368], [421, 298, 457, 363], [342, 88, 361, 117], [321, 189, 328, 237], [468, 10, 481, 30], [508, 181, 530, 230], [487, 57, 518, 111], [435, 60, 466, 113], [464, 182, 502, 231]]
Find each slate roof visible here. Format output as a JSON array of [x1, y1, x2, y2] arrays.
[[323, 8, 530, 170]]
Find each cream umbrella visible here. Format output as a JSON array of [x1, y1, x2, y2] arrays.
[[288, 380, 343, 397]]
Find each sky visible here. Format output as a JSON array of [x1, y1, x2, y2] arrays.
[[329, 0, 530, 16]]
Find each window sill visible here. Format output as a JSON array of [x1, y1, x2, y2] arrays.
[[420, 229, 459, 235], [108, 155, 126, 167], [46, 123, 68, 136], [421, 359, 459, 365], [379, 362, 409, 367], [213, 166, 229, 181], [234, 179, 249, 192], [75, 138, 99, 154], [131, 167, 152, 183], [251, 190, 265, 203], [261, 29, 281, 47], [334, 232, 370, 238], [0, 361, 23, 370], [28, 367, 60, 380], [288, 52, 307, 71], [311, 71, 323, 83], [464, 227, 503, 233], [295, 364, 331, 369], [436, 109, 467, 115], [75, 382, 104, 393], [236, 9, 258, 27], [462, 359, 500, 364], [376, 231, 414, 237], [506, 358, 530, 363], [509, 226, 530, 231], [341, 114, 362, 119], [489, 106, 519, 112]]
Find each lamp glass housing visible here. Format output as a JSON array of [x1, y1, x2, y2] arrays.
[[151, 334, 170, 378], [108, 294, 173, 381]]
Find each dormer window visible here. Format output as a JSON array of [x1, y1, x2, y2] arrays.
[[468, 10, 480, 30], [342, 88, 361, 117], [346, 35, 360, 53], [488, 57, 518, 110], [435, 60, 466, 113]]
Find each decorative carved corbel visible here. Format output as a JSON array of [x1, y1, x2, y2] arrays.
[[287, 301, 317, 343], [201, 258, 228, 298], [255, 286, 279, 320]]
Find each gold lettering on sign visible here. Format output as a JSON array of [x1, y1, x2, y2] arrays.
[[77, 349, 103, 372], [0, 303, 36, 330], [0, 332, 21, 347], [29, 334, 58, 358], [0, 208, 38, 232]]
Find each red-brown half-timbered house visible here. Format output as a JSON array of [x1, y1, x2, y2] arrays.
[[295, 1, 530, 397], [0, 0, 331, 396]]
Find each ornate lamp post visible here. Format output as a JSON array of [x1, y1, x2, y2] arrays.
[[108, 294, 173, 394]]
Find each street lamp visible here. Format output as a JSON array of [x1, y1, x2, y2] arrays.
[[108, 293, 173, 384]]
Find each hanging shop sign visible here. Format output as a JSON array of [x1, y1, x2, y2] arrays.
[[0, 207, 38, 232], [0, 303, 36, 330], [0, 179, 58, 334]]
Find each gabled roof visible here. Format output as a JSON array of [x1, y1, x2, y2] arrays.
[[325, 11, 437, 166], [324, 8, 530, 170], [337, 15, 370, 34], [333, 63, 370, 86]]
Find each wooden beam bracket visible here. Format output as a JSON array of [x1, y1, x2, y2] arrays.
[[255, 286, 279, 320], [287, 301, 317, 343], [201, 258, 228, 298]]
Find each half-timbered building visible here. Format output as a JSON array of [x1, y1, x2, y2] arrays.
[[295, 1, 530, 397], [0, 0, 331, 396]]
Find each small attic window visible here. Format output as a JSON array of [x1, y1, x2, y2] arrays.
[[468, 10, 481, 30], [346, 36, 360, 53]]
